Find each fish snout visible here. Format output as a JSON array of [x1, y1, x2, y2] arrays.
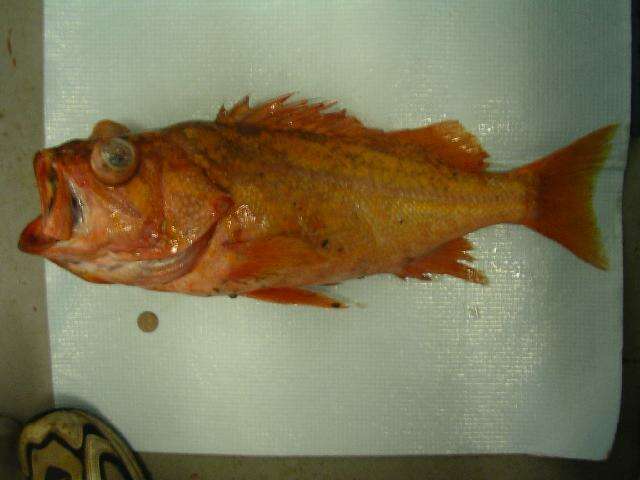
[[27, 150, 80, 245], [18, 215, 54, 253]]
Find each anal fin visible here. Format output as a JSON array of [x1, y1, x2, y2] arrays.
[[244, 287, 345, 308], [397, 237, 487, 285]]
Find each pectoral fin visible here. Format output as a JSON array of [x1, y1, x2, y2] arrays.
[[225, 236, 327, 282], [244, 287, 345, 308]]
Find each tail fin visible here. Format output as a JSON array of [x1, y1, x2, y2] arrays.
[[516, 124, 617, 269]]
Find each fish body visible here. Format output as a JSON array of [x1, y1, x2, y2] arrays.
[[19, 95, 614, 307]]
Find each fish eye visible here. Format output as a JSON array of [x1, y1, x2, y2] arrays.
[[90, 137, 138, 185]]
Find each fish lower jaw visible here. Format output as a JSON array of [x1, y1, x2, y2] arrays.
[[18, 216, 56, 254]]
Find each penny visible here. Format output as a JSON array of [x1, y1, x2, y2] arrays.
[[137, 311, 159, 333]]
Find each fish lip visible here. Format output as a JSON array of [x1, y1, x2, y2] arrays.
[[33, 150, 55, 216], [19, 151, 60, 254], [26, 184, 83, 247], [33, 149, 86, 241], [19, 181, 87, 255], [18, 216, 56, 254]]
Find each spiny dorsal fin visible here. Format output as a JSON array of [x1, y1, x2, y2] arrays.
[[216, 93, 381, 137], [216, 95, 488, 172]]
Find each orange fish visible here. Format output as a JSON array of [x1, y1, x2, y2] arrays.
[[19, 94, 615, 308]]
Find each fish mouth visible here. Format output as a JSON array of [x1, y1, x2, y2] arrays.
[[18, 216, 56, 254], [19, 151, 85, 255]]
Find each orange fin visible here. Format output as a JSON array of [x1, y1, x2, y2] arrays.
[[217, 95, 487, 172], [244, 287, 345, 308], [216, 93, 381, 137], [397, 237, 487, 285], [226, 236, 326, 282], [517, 124, 617, 269], [388, 120, 488, 172]]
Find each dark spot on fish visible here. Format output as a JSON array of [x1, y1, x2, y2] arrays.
[[228, 293, 238, 298], [11, 57, 16, 68], [218, 135, 246, 159], [451, 170, 458, 178], [331, 302, 341, 308], [296, 130, 325, 142], [398, 217, 404, 224], [6, 28, 13, 57], [212, 288, 219, 293], [236, 124, 260, 136], [321, 239, 329, 249], [48, 167, 57, 185], [338, 246, 345, 253]]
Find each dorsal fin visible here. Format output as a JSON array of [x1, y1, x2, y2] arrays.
[[216, 95, 488, 172], [387, 121, 488, 172], [216, 93, 381, 137]]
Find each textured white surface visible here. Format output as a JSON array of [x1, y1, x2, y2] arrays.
[[44, 1, 629, 458]]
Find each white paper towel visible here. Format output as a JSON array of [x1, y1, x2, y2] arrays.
[[43, 1, 629, 458]]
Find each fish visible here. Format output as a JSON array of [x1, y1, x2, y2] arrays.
[[19, 94, 616, 308]]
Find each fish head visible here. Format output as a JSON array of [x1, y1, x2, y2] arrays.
[[19, 120, 231, 286]]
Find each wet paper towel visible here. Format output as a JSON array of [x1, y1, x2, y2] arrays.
[[43, 1, 629, 458]]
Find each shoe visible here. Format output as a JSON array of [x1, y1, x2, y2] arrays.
[[18, 409, 146, 480]]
